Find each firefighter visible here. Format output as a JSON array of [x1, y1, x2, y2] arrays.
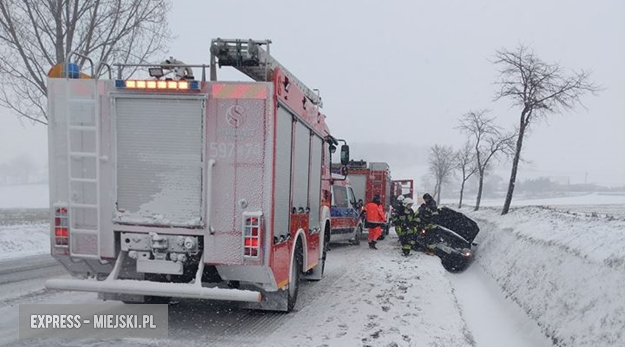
[[419, 193, 438, 217], [365, 194, 386, 249], [417, 193, 439, 255], [377, 197, 389, 241], [392, 198, 419, 256], [390, 195, 405, 244], [390, 195, 405, 223]]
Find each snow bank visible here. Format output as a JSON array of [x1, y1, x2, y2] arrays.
[[467, 206, 625, 347]]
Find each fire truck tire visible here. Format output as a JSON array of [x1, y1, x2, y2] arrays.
[[322, 225, 330, 275], [287, 242, 303, 312]]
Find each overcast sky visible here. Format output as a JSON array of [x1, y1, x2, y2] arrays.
[[1, 0, 623, 186]]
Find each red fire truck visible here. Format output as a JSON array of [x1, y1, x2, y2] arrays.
[[344, 160, 392, 239], [44, 38, 349, 312]]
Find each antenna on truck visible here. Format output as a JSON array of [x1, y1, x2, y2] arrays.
[[209, 38, 323, 107]]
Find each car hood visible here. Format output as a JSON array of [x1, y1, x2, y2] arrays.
[[431, 207, 480, 244]]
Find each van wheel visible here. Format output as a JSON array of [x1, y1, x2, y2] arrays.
[[287, 243, 303, 312], [351, 225, 362, 246]]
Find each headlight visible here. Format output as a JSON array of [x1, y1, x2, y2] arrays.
[[461, 249, 472, 257]]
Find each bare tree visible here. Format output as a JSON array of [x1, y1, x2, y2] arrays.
[[454, 141, 477, 209], [419, 174, 434, 197], [428, 144, 455, 204], [494, 44, 600, 215], [0, 0, 173, 125], [458, 110, 515, 211]]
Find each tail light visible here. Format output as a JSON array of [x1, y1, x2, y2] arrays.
[[243, 213, 262, 258], [54, 207, 69, 254]]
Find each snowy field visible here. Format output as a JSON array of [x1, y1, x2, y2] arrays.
[[444, 192, 625, 218], [0, 185, 49, 260], [0, 184, 49, 209], [1, 184, 624, 346]]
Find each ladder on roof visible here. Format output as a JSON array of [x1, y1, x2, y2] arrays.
[[209, 38, 323, 107]]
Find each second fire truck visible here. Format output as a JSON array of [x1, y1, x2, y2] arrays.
[[343, 160, 393, 239]]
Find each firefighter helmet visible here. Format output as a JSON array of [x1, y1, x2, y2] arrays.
[[396, 195, 405, 202], [403, 198, 414, 206]]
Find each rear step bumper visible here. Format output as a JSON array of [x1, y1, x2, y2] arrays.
[[45, 278, 262, 302], [45, 250, 262, 303]]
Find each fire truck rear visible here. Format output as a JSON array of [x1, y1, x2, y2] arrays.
[[44, 38, 349, 312]]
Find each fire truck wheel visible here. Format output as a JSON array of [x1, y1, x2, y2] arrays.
[[322, 226, 330, 275], [287, 243, 303, 312]]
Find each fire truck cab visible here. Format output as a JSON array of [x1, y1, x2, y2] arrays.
[[44, 38, 349, 312]]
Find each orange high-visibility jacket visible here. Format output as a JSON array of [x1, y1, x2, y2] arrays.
[[365, 202, 385, 223]]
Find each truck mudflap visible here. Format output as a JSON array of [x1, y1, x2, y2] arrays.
[[44, 252, 262, 303]]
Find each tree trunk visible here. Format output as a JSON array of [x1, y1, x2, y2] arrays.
[[474, 171, 484, 211], [54, 0, 65, 63], [436, 186, 442, 205], [458, 180, 465, 209], [502, 116, 527, 215]]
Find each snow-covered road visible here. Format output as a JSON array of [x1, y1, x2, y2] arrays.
[[0, 229, 555, 347], [3, 195, 624, 346]]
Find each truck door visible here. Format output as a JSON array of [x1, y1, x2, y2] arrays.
[[330, 185, 359, 235], [346, 186, 360, 225], [330, 185, 349, 235]]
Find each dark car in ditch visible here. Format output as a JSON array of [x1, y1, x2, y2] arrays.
[[417, 207, 480, 272]]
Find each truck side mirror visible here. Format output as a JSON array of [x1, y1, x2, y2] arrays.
[[340, 145, 349, 165]]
